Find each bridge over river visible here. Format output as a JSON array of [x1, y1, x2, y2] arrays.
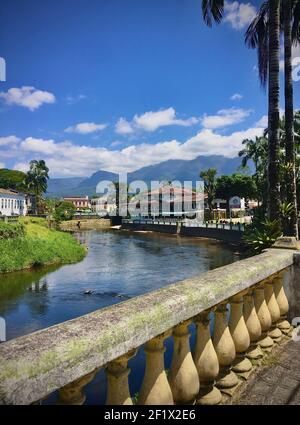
[[122, 218, 245, 245]]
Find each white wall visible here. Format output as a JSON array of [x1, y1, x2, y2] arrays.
[[0, 194, 26, 216]]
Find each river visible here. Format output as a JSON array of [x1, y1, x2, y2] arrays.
[[0, 229, 237, 404]]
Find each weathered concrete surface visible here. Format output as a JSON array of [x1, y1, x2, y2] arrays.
[[181, 226, 243, 244], [59, 218, 111, 231], [0, 249, 295, 405], [122, 222, 177, 234], [236, 340, 300, 405]]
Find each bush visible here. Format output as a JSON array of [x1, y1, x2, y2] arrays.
[[0, 222, 25, 240], [0, 218, 86, 272], [243, 219, 282, 254], [53, 201, 76, 222]]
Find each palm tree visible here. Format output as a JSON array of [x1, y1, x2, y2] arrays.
[[24, 160, 49, 214], [201, 0, 224, 27], [239, 136, 269, 206], [266, 0, 281, 222], [246, 0, 300, 234], [283, 0, 300, 237], [200, 168, 217, 219]]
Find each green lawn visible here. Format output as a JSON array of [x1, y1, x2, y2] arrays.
[[0, 217, 86, 273]]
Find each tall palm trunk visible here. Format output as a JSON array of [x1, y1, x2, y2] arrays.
[[284, 0, 299, 237], [268, 0, 281, 221]]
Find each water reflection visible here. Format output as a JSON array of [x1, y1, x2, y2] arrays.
[[0, 229, 238, 404], [0, 230, 236, 341]]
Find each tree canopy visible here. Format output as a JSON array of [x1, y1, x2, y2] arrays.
[[0, 169, 27, 192]]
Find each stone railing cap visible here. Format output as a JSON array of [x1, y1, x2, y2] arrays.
[[0, 248, 295, 405]]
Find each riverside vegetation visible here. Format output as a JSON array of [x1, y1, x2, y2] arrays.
[[0, 217, 86, 273]]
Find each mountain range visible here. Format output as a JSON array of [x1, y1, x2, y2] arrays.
[[46, 155, 251, 198]]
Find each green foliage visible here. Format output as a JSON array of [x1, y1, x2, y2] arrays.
[[24, 160, 49, 212], [200, 168, 217, 217], [0, 218, 85, 273], [0, 169, 28, 191], [0, 222, 25, 240], [53, 201, 76, 222], [243, 219, 282, 254], [216, 173, 258, 201]]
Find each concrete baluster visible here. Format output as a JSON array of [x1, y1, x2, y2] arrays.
[[244, 289, 264, 359], [168, 320, 199, 404], [193, 311, 222, 405], [229, 293, 252, 379], [273, 272, 292, 336], [106, 350, 136, 405], [138, 332, 174, 405], [265, 278, 283, 343], [254, 284, 274, 352], [58, 370, 96, 405], [213, 303, 238, 395]]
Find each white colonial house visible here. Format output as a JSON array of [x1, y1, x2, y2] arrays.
[[0, 189, 27, 217], [91, 195, 116, 217]]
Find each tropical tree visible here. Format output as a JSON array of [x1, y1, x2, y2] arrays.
[[200, 168, 217, 218], [283, 0, 300, 236], [201, 0, 224, 27], [24, 160, 49, 213], [53, 201, 76, 222], [239, 136, 268, 206], [215, 174, 258, 217], [246, 0, 300, 235]]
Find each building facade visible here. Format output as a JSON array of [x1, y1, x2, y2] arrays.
[[0, 189, 27, 216], [63, 196, 91, 211], [91, 196, 116, 216], [129, 187, 204, 220]]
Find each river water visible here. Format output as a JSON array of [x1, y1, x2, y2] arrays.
[[0, 229, 237, 404]]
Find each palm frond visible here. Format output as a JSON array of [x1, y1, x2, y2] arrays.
[[245, 2, 269, 88], [202, 0, 224, 27], [292, 0, 300, 43]]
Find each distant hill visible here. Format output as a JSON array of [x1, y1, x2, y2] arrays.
[[46, 155, 251, 198], [46, 177, 85, 198], [129, 155, 245, 183], [0, 168, 27, 192]]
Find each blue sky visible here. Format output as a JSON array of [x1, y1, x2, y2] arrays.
[[0, 0, 299, 177]]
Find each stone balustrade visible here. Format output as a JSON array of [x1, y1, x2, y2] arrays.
[[0, 246, 299, 405]]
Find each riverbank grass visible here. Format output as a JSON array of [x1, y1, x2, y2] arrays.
[[0, 217, 86, 273]]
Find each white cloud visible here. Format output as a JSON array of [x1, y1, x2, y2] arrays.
[[115, 118, 134, 134], [0, 162, 5, 169], [230, 93, 243, 101], [224, 1, 257, 30], [0, 86, 55, 111], [115, 107, 198, 134], [201, 108, 252, 129], [65, 94, 87, 105], [133, 107, 198, 132], [64, 122, 107, 134], [15, 124, 263, 177], [256, 115, 268, 128], [13, 162, 29, 173], [0, 135, 21, 146], [110, 140, 123, 147]]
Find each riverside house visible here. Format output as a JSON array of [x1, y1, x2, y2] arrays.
[[0, 188, 27, 216], [63, 196, 91, 212]]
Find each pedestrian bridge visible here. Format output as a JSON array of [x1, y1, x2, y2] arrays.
[[122, 218, 245, 244], [0, 239, 299, 405]]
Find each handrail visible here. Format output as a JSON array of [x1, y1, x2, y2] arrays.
[[0, 248, 295, 405]]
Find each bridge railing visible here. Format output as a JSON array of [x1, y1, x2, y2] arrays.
[[0, 247, 297, 405], [122, 218, 245, 231]]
